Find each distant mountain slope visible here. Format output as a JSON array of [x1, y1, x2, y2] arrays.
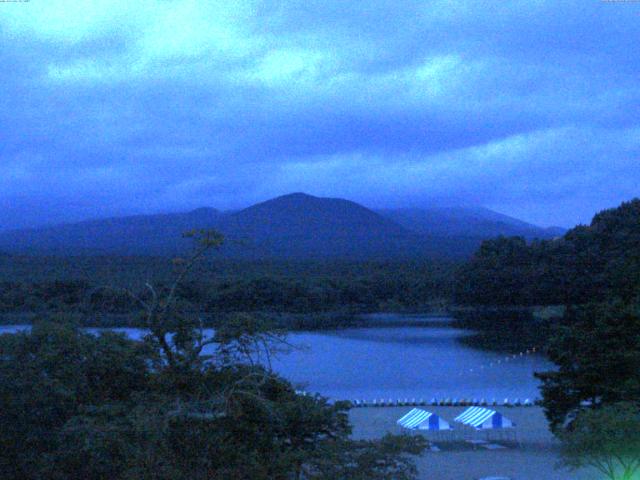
[[218, 193, 422, 258], [0, 208, 223, 256], [220, 193, 490, 259], [0, 193, 560, 259], [379, 206, 565, 240]]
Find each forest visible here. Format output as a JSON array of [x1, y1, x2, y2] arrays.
[[0, 257, 456, 327], [454, 198, 640, 307]]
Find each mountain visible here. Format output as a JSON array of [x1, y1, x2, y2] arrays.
[[0, 194, 427, 258], [0, 193, 560, 259], [379, 206, 565, 240], [0, 208, 223, 256], [217, 193, 423, 258]]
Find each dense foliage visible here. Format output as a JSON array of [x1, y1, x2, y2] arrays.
[[0, 320, 425, 480], [0, 258, 455, 325], [535, 302, 640, 432], [454, 198, 640, 306], [559, 402, 640, 480], [0, 231, 426, 479]]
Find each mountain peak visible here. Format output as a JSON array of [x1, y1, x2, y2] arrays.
[[258, 192, 320, 205], [279, 192, 316, 199], [238, 192, 352, 215], [187, 207, 220, 216]]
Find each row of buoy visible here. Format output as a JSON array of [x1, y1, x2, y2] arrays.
[[350, 397, 535, 408], [458, 347, 540, 376]]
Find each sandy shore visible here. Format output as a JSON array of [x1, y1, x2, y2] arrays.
[[349, 406, 599, 480]]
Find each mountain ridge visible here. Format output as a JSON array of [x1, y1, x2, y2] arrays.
[[0, 193, 563, 259], [378, 206, 564, 240]]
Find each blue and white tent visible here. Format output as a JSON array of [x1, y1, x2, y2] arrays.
[[454, 407, 514, 430], [397, 408, 452, 431]]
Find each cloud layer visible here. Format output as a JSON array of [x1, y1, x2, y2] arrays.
[[1, 0, 639, 229]]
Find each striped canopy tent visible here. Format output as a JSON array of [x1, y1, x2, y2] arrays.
[[454, 407, 514, 430], [397, 408, 452, 431]]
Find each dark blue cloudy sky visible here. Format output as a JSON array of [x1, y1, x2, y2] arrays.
[[1, 0, 639, 230]]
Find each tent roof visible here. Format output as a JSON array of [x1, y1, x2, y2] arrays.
[[454, 406, 513, 429], [397, 408, 451, 430], [455, 406, 495, 427], [397, 408, 432, 429]]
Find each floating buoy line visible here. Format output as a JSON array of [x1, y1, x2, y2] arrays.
[[457, 346, 541, 377], [294, 392, 537, 409], [295, 345, 544, 408]]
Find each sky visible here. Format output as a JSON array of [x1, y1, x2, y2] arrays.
[[0, 0, 639, 230]]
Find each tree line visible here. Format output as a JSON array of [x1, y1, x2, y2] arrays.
[[0, 261, 455, 323], [454, 198, 640, 307]]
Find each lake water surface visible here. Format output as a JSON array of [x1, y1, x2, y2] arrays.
[[0, 313, 552, 401]]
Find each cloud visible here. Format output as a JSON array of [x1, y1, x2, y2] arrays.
[[0, 0, 639, 230]]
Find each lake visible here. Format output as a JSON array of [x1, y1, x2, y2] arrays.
[[0, 313, 553, 401]]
